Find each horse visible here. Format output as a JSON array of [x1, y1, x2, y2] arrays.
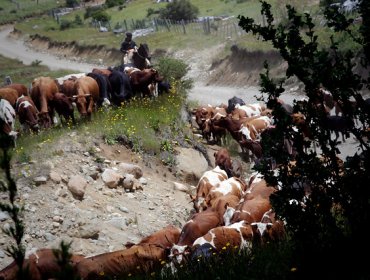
[[122, 43, 151, 70]]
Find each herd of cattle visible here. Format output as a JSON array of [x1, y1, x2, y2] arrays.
[[191, 90, 370, 162], [0, 65, 169, 143], [0, 146, 284, 279]]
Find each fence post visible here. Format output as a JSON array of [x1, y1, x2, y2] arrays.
[[181, 19, 186, 34], [165, 19, 171, 32], [154, 18, 158, 32], [124, 19, 128, 31]]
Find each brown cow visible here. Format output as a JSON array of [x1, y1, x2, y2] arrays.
[[125, 224, 181, 249], [15, 95, 39, 133], [50, 92, 75, 125], [75, 244, 166, 280], [30, 76, 59, 128], [129, 68, 163, 98], [0, 248, 85, 280], [72, 76, 100, 120], [214, 148, 233, 177], [0, 88, 19, 107], [240, 116, 272, 141], [2, 83, 28, 97]]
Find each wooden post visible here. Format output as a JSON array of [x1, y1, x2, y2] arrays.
[[181, 19, 186, 34]]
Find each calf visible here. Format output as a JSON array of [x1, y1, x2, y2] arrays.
[[129, 68, 163, 98], [15, 95, 39, 133], [50, 92, 75, 125], [3, 83, 28, 97]]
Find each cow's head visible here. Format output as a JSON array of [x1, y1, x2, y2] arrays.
[[72, 94, 90, 117]]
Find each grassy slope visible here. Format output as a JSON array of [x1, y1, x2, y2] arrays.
[[0, 0, 66, 24]]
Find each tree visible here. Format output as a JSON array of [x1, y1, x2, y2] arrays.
[[159, 0, 199, 21], [238, 1, 369, 278]]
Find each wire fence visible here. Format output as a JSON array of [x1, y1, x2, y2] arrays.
[[90, 16, 254, 40]]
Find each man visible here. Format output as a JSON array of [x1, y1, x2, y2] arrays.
[[120, 32, 137, 54]]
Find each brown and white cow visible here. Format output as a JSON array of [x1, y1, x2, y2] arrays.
[[0, 248, 85, 280], [214, 148, 233, 177], [169, 209, 223, 264], [203, 177, 247, 209], [239, 116, 272, 141], [190, 166, 228, 212], [191, 221, 260, 253], [234, 103, 265, 118], [15, 95, 39, 133]]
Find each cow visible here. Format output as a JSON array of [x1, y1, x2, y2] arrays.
[[169, 208, 223, 264], [227, 96, 245, 114], [125, 224, 181, 249], [203, 177, 247, 210], [92, 68, 112, 77], [75, 244, 166, 280], [2, 83, 28, 97], [0, 248, 85, 280], [86, 72, 111, 107], [108, 70, 133, 106], [190, 166, 228, 212], [72, 76, 100, 120], [239, 116, 273, 141], [50, 92, 75, 125], [191, 221, 260, 254], [207, 193, 241, 220], [322, 115, 352, 142], [59, 78, 77, 97], [234, 103, 265, 118], [15, 95, 39, 133], [0, 88, 19, 107], [55, 73, 86, 86], [30, 76, 59, 128], [0, 99, 17, 146], [214, 148, 233, 177], [129, 68, 163, 98]]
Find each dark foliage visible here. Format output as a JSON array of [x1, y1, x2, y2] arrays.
[[238, 0, 370, 278], [159, 0, 199, 21]]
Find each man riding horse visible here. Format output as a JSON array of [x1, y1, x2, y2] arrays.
[[120, 32, 151, 70]]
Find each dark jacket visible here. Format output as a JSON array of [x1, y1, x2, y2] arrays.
[[120, 39, 137, 53]]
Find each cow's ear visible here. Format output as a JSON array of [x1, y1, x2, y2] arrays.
[[189, 194, 195, 201], [69, 96, 77, 102], [224, 202, 229, 210]]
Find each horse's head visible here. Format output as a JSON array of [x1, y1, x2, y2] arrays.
[[138, 43, 150, 60]]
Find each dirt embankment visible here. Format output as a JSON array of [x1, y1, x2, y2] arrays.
[[14, 28, 287, 87]]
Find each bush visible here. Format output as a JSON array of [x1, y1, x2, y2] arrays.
[[84, 6, 103, 19], [156, 57, 188, 81], [74, 14, 83, 26], [60, 19, 72, 30], [91, 10, 111, 22], [159, 0, 199, 21], [66, 0, 79, 8], [105, 0, 124, 8]]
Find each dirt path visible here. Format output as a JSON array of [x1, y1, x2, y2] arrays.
[[0, 25, 102, 72]]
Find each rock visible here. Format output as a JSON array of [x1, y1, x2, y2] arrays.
[[139, 177, 148, 185], [0, 249, 5, 258], [33, 176, 47, 186], [173, 182, 190, 192], [75, 224, 100, 240], [118, 163, 143, 179], [50, 171, 61, 183], [44, 232, 55, 242], [122, 174, 135, 190], [175, 147, 208, 183], [67, 175, 87, 200], [0, 211, 9, 222], [119, 206, 129, 213], [102, 169, 123, 189]]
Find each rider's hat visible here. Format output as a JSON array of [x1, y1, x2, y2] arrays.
[[126, 32, 132, 38]]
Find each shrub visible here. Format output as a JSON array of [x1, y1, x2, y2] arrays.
[[91, 10, 111, 22], [66, 0, 79, 8], [159, 0, 199, 21], [156, 57, 188, 81], [60, 19, 72, 30], [105, 0, 124, 8]]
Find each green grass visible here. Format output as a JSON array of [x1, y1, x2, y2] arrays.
[[0, 54, 72, 85], [0, 0, 65, 24]]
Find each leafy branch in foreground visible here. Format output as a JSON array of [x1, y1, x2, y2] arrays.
[[0, 135, 26, 279], [238, 1, 369, 278]]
